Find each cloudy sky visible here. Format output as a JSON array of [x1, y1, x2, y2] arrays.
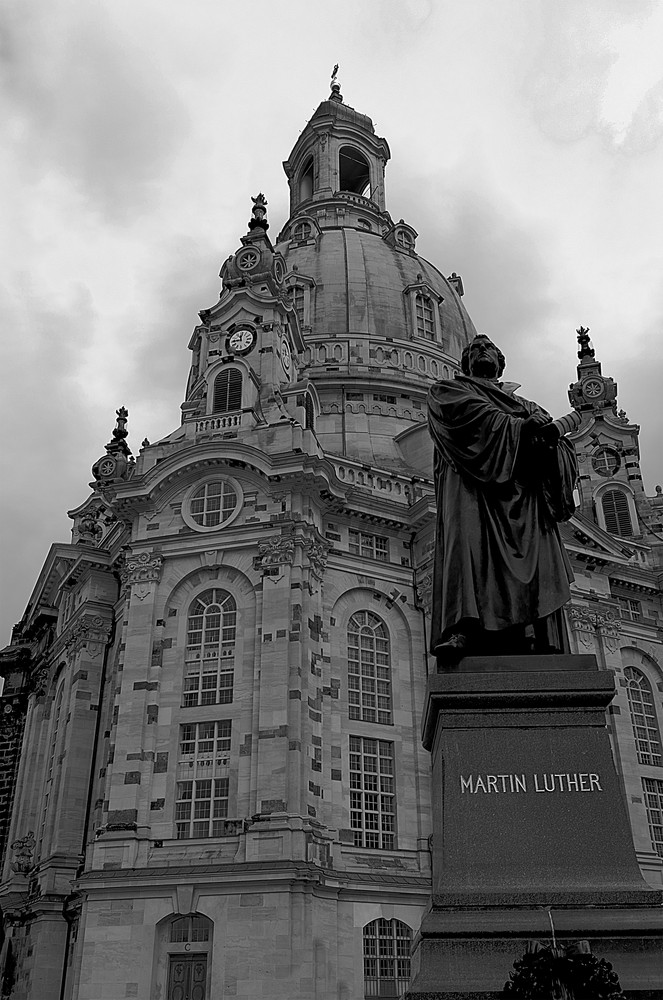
[[2, 0, 663, 642]]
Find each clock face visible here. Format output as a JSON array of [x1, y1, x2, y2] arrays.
[[582, 377, 605, 400], [227, 327, 256, 355], [280, 338, 292, 377], [236, 248, 260, 271], [98, 458, 116, 478]]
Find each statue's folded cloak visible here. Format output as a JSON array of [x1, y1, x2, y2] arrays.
[[427, 375, 577, 650]]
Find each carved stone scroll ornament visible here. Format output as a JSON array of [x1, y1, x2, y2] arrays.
[[76, 507, 104, 545], [415, 571, 433, 617], [568, 605, 622, 653], [303, 537, 331, 579], [10, 832, 35, 874], [257, 536, 295, 569], [120, 551, 164, 600], [125, 551, 164, 584], [64, 614, 112, 657], [27, 664, 50, 697]]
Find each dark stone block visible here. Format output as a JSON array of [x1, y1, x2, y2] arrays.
[[261, 799, 286, 813], [107, 809, 137, 827]]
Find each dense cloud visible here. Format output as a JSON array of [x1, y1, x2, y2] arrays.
[[0, 0, 189, 223], [2, 0, 662, 641]]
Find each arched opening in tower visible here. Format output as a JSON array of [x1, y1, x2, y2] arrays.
[[339, 146, 371, 198], [299, 156, 314, 203]]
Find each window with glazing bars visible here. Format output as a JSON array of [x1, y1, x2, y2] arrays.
[[643, 777, 663, 857], [213, 369, 242, 412], [363, 918, 412, 998], [348, 611, 392, 725], [349, 530, 388, 562], [349, 736, 395, 849], [175, 777, 229, 839], [179, 720, 231, 757], [184, 589, 236, 707], [189, 482, 237, 528], [292, 285, 305, 326], [616, 597, 642, 621], [624, 668, 662, 766], [415, 293, 435, 339], [170, 915, 210, 942]]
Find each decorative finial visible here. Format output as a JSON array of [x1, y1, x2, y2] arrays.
[[576, 325, 594, 361], [112, 406, 129, 444], [91, 406, 133, 483], [330, 63, 342, 103], [248, 192, 269, 232]]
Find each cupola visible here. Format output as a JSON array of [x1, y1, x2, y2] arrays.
[[281, 68, 391, 231]]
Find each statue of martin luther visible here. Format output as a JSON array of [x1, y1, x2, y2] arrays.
[[427, 334, 580, 664]]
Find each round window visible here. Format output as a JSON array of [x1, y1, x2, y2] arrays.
[[183, 478, 242, 531], [592, 446, 620, 478]]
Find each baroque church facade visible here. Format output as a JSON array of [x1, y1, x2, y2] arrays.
[[1, 83, 662, 1000]]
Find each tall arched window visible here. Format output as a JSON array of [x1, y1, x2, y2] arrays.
[[601, 488, 633, 536], [363, 918, 411, 998], [213, 369, 242, 413], [184, 589, 236, 707], [624, 667, 662, 766], [339, 146, 370, 197], [348, 611, 392, 724]]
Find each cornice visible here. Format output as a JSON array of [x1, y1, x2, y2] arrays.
[[76, 858, 428, 893]]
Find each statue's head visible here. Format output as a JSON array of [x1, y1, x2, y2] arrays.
[[461, 335, 505, 379]]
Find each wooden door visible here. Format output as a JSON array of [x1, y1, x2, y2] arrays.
[[167, 954, 207, 1000]]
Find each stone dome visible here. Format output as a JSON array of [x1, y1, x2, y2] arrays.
[[277, 226, 476, 361]]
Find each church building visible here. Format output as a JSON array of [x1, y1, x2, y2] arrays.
[[1, 80, 662, 1000]]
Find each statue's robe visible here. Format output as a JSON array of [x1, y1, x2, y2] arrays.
[[427, 375, 577, 651]]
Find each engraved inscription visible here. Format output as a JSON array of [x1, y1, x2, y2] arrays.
[[460, 772, 603, 794]]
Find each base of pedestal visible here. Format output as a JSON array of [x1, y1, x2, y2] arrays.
[[407, 903, 663, 996]]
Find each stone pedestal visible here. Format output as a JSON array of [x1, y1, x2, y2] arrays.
[[406, 655, 663, 999]]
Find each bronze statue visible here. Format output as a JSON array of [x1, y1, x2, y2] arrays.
[[427, 334, 580, 664]]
